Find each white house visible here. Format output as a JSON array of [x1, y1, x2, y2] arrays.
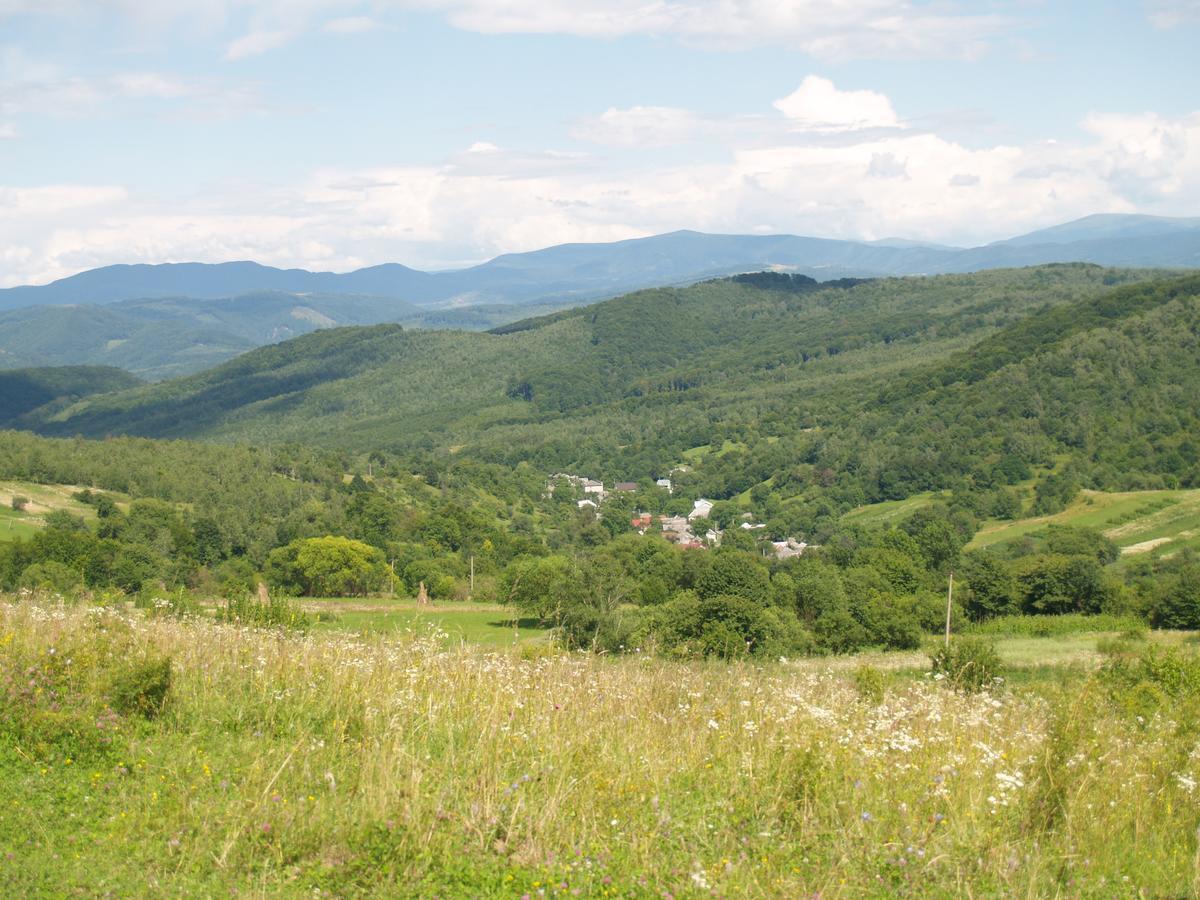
[[656, 477, 673, 493], [688, 498, 714, 521]]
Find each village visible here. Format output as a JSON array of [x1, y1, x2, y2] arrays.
[[545, 473, 810, 559]]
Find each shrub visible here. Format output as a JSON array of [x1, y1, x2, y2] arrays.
[[109, 656, 172, 719], [813, 608, 870, 654], [1149, 565, 1200, 629], [696, 552, 771, 605], [643, 592, 787, 659], [266, 536, 387, 597], [930, 637, 1002, 692], [219, 593, 311, 630], [18, 561, 83, 595], [11, 495, 29, 511], [853, 664, 886, 705], [864, 597, 923, 650]]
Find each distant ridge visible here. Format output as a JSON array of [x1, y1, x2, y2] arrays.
[[3, 214, 1199, 313]]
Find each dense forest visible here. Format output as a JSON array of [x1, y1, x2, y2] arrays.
[[2, 264, 1199, 656]]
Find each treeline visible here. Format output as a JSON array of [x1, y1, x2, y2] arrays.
[[4, 426, 1194, 661]]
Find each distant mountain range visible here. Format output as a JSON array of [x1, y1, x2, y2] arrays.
[[0, 290, 568, 379], [0, 213, 1197, 378]]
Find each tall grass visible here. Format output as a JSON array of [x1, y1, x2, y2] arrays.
[[965, 612, 1146, 638], [2, 596, 1198, 895]]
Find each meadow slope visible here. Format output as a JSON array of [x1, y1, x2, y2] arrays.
[[4, 598, 1200, 896]]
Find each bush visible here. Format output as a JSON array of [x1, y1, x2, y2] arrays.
[[18, 561, 83, 595], [219, 593, 311, 630], [11, 495, 29, 511], [853, 664, 886, 705], [696, 552, 771, 605], [643, 592, 790, 659], [864, 597, 923, 650], [813, 607, 870, 654], [930, 637, 1002, 692], [266, 536, 387, 597], [109, 656, 172, 719], [1150, 565, 1200, 629]]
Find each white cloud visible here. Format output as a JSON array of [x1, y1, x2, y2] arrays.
[[867, 152, 907, 179], [225, 29, 294, 60], [0, 60, 267, 127], [0, 1, 1012, 61], [433, 1, 1008, 59], [774, 76, 900, 131], [572, 106, 707, 148], [323, 15, 378, 34], [0, 184, 126, 215], [3, 88, 1199, 287], [1145, 0, 1200, 28], [111, 71, 190, 98]]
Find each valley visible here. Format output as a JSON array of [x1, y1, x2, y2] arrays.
[[4, 261, 1200, 897]]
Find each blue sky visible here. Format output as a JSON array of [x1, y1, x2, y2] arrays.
[[1, 0, 1198, 285]]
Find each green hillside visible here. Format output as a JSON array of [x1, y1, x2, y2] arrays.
[[0, 291, 581, 380], [970, 488, 1200, 559], [26, 265, 1162, 451], [21, 266, 1200, 537], [0, 365, 142, 427]]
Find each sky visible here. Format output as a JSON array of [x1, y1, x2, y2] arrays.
[[1, 1, 1198, 286]]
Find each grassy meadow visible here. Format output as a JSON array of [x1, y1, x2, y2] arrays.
[[969, 488, 1200, 561], [305, 598, 552, 647], [0, 481, 106, 543], [6, 595, 1200, 897]]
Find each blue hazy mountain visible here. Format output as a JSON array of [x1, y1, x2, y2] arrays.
[[3, 214, 1198, 314]]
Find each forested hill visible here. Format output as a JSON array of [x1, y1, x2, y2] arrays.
[[17, 266, 1200, 533], [0, 366, 141, 427]]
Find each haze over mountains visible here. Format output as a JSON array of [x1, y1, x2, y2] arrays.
[[1, 213, 1198, 378]]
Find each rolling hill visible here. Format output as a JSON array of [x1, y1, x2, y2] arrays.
[[3, 213, 1198, 378], [0, 290, 584, 379], [0, 366, 142, 428], [18, 265, 1200, 520]]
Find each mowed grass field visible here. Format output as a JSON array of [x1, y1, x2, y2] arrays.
[[0, 481, 105, 543], [304, 598, 552, 647], [304, 598, 1176, 670], [969, 487, 1200, 560], [842, 487, 1200, 562]]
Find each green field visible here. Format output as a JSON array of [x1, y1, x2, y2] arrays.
[[0, 505, 38, 542], [305, 599, 552, 647], [0, 480, 125, 543], [841, 491, 950, 528], [8, 596, 1200, 896], [968, 488, 1200, 560]]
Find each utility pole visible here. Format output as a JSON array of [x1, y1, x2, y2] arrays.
[[388, 559, 396, 598], [469, 555, 475, 596], [945, 571, 954, 648]]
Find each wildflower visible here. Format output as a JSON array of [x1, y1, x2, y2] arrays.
[[707, 719, 720, 731]]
